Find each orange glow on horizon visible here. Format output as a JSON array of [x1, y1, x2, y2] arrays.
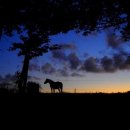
[[40, 83, 130, 93]]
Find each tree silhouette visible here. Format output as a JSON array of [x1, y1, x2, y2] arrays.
[[1, 1, 130, 39], [27, 81, 40, 94], [10, 31, 60, 92]]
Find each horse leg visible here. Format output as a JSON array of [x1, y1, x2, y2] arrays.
[[58, 88, 60, 93], [52, 88, 55, 93]]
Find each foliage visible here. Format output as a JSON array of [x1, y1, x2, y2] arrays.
[[27, 81, 40, 94], [0, 0, 130, 39]]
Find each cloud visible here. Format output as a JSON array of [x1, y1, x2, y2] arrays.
[[41, 53, 130, 77], [42, 63, 69, 76], [0, 75, 3, 81], [41, 62, 83, 77], [71, 72, 84, 77], [125, 56, 130, 69], [41, 62, 69, 77], [51, 51, 81, 70], [101, 53, 130, 72], [81, 57, 101, 72], [60, 43, 76, 50], [105, 29, 130, 71], [68, 53, 81, 70], [29, 63, 40, 71], [101, 56, 116, 72], [41, 63, 56, 74], [106, 31, 123, 49], [0, 77, 14, 89], [51, 50, 68, 62], [113, 53, 127, 70], [56, 68, 69, 77], [0, 74, 17, 88], [79, 51, 130, 73], [28, 76, 41, 81], [55, 68, 83, 77], [47, 44, 130, 75], [4, 74, 16, 82], [51, 43, 76, 62]]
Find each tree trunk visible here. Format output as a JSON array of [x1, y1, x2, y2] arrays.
[[18, 54, 30, 93]]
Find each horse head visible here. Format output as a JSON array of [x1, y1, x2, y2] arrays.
[[44, 78, 49, 84]]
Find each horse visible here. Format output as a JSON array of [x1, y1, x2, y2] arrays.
[[44, 78, 63, 93]]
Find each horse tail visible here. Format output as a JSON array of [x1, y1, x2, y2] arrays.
[[61, 83, 63, 93]]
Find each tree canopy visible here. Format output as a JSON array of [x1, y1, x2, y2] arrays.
[[0, 0, 130, 40]]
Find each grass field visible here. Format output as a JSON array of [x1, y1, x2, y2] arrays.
[[0, 89, 129, 125]]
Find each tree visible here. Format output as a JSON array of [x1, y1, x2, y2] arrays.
[[7, 0, 82, 92], [10, 31, 60, 92], [1, 0, 130, 39], [27, 81, 40, 94]]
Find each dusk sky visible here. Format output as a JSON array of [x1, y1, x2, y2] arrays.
[[1, 29, 130, 93]]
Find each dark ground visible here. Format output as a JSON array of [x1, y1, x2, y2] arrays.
[[0, 90, 129, 128], [0, 90, 130, 106]]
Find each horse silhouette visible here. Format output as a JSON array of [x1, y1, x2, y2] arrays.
[[44, 78, 63, 93]]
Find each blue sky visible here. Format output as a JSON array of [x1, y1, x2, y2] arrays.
[[50, 31, 108, 57], [0, 30, 130, 93]]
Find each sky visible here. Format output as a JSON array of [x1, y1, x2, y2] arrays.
[[0, 30, 130, 93]]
